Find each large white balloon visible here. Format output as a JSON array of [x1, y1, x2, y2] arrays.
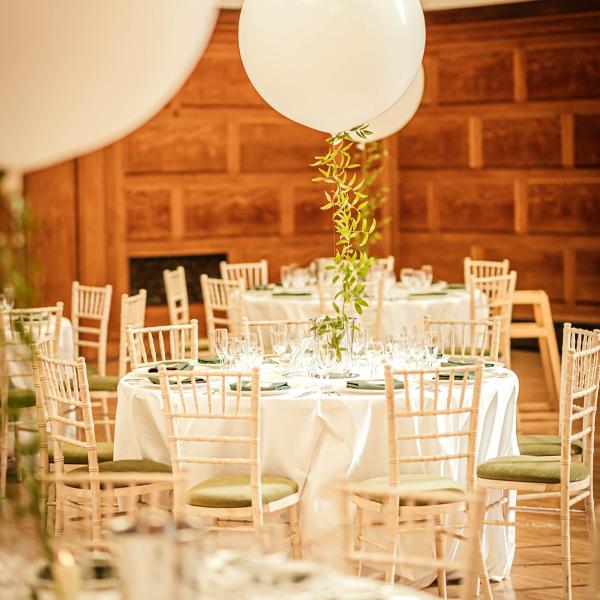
[[238, 0, 425, 135], [0, 0, 218, 173], [351, 66, 425, 143]]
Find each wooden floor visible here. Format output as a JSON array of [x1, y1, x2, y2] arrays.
[[423, 349, 595, 599]]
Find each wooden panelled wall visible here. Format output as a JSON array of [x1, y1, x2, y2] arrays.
[[26, 5, 600, 351]]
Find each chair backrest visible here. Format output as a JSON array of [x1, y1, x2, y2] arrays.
[[374, 256, 395, 273], [560, 324, 600, 485], [159, 366, 264, 525], [384, 361, 484, 492], [464, 257, 509, 285], [424, 316, 502, 361], [220, 260, 269, 289], [163, 266, 190, 325], [339, 482, 485, 600], [241, 317, 312, 355], [200, 275, 246, 353], [38, 354, 98, 477], [71, 282, 112, 376], [118, 290, 147, 377], [358, 278, 384, 341], [126, 320, 199, 370]]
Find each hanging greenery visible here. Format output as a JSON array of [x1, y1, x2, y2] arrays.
[[310, 125, 375, 359]]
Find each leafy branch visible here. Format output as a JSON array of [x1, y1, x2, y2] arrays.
[[310, 125, 375, 359]]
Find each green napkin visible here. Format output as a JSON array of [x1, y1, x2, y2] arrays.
[[230, 381, 290, 392], [408, 292, 448, 298], [439, 371, 476, 381], [447, 284, 465, 289], [272, 291, 311, 297], [197, 356, 221, 365], [347, 379, 404, 390], [146, 361, 204, 385], [442, 358, 495, 368], [249, 285, 270, 291]]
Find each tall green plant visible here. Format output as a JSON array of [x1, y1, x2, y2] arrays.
[[310, 125, 375, 358]]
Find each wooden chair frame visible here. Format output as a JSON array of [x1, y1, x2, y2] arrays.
[[126, 320, 199, 370], [464, 257, 510, 284], [240, 317, 312, 355], [477, 323, 600, 600], [39, 354, 172, 544], [340, 482, 486, 600], [467, 271, 516, 368], [220, 260, 269, 289], [163, 266, 190, 325], [159, 365, 301, 558], [118, 290, 147, 377], [424, 315, 502, 362], [351, 362, 491, 597], [200, 275, 246, 354]]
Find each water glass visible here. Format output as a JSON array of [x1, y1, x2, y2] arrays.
[[365, 339, 384, 378], [399, 268, 415, 289], [280, 266, 293, 290], [352, 327, 367, 356], [213, 329, 228, 367], [291, 268, 310, 289], [1, 284, 15, 311], [421, 264, 433, 287], [271, 328, 288, 361]]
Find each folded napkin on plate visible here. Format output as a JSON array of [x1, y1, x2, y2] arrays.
[[272, 291, 311, 297], [249, 285, 270, 291], [347, 379, 404, 390], [146, 361, 205, 385], [442, 358, 495, 368], [439, 371, 476, 381], [230, 381, 290, 392], [447, 283, 466, 289], [197, 356, 221, 365], [408, 291, 448, 298]]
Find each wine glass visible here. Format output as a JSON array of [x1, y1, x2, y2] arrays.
[[421, 264, 433, 287], [365, 339, 384, 378], [352, 327, 367, 357], [400, 268, 415, 289], [280, 266, 293, 290], [213, 329, 228, 368], [1, 284, 15, 311], [271, 326, 288, 362]]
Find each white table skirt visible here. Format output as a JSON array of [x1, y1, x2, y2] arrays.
[[244, 288, 484, 337], [114, 364, 518, 586]]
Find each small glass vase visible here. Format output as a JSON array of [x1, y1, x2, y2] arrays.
[[310, 315, 355, 378]]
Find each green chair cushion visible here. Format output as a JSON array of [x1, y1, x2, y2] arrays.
[[49, 442, 114, 464], [70, 458, 171, 476], [8, 388, 36, 410], [477, 455, 589, 484], [88, 374, 120, 392], [86, 366, 98, 377], [517, 434, 584, 457], [188, 474, 298, 508], [357, 474, 464, 504]]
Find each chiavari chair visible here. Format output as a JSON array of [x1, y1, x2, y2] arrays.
[[340, 482, 487, 600], [424, 316, 502, 362], [0, 304, 63, 497], [240, 317, 312, 355], [126, 320, 199, 370], [477, 323, 600, 600], [463, 257, 509, 284], [374, 255, 395, 273], [118, 290, 147, 377], [159, 365, 302, 558], [200, 275, 246, 354], [467, 271, 517, 368], [39, 354, 172, 544], [350, 361, 491, 597], [163, 266, 190, 326], [220, 259, 269, 289]]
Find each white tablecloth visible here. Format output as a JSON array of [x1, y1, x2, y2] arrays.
[[114, 363, 518, 586], [244, 288, 482, 336]]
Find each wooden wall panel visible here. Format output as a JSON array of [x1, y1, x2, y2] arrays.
[[575, 250, 600, 305], [574, 113, 600, 166], [398, 181, 429, 231], [294, 186, 331, 234], [125, 188, 172, 240]]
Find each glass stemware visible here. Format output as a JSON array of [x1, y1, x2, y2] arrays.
[[365, 339, 384, 378], [213, 329, 228, 368], [1, 284, 15, 311], [280, 266, 293, 290], [271, 326, 288, 363], [352, 327, 367, 357]]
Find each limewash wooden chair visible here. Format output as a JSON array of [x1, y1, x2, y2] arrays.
[[163, 266, 190, 325], [220, 260, 269, 289]]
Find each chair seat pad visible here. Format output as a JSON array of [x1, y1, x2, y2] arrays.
[[50, 442, 114, 464], [88, 374, 120, 392], [70, 459, 171, 475], [8, 388, 36, 410], [517, 434, 584, 457], [188, 474, 298, 508], [477, 455, 589, 484], [357, 474, 464, 505]]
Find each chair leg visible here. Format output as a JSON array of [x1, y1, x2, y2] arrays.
[[353, 507, 364, 576], [288, 503, 302, 560], [585, 491, 596, 541], [0, 419, 8, 498], [14, 425, 22, 482], [561, 495, 573, 600], [384, 516, 400, 584], [477, 534, 493, 600], [54, 486, 64, 537], [434, 515, 447, 599]]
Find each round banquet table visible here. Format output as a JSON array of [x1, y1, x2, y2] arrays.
[[114, 361, 518, 587], [243, 287, 484, 336]]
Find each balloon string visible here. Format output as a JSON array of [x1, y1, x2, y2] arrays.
[[1, 170, 23, 196]]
